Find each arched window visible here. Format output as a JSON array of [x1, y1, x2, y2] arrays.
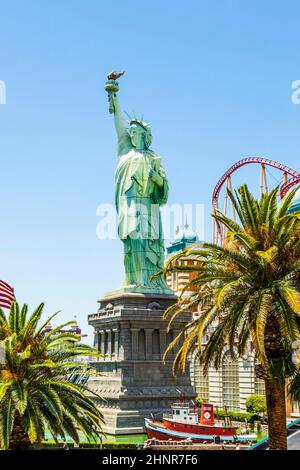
[[222, 351, 240, 411], [152, 329, 160, 357], [138, 329, 146, 359], [191, 356, 209, 401]]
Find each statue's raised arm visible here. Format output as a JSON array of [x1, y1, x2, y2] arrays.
[[105, 71, 130, 154]]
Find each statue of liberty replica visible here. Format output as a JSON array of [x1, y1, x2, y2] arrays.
[[105, 71, 170, 293], [88, 72, 194, 434]]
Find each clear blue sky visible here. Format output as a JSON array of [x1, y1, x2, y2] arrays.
[[1, 0, 300, 341]]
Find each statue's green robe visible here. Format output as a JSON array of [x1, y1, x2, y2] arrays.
[[115, 138, 169, 290]]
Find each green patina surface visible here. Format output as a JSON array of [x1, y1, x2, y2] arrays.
[[105, 74, 172, 295]]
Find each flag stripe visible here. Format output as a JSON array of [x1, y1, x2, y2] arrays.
[[0, 293, 15, 301], [0, 284, 13, 295], [0, 279, 16, 310], [0, 301, 14, 308], [0, 280, 13, 290]]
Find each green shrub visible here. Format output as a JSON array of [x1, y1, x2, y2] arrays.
[[245, 395, 267, 414], [194, 396, 204, 407], [214, 409, 259, 423]]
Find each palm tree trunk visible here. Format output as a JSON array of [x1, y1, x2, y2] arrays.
[[264, 377, 287, 450], [9, 412, 31, 450]]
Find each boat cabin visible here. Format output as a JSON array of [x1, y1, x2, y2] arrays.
[[169, 403, 198, 425]]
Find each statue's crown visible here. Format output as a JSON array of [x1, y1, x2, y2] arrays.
[[130, 119, 150, 131], [125, 111, 150, 131]]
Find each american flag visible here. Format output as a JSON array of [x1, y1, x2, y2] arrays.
[[0, 280, 16, 309]]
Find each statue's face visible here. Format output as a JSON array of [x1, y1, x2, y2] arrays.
[[129, 124, 146, 149]]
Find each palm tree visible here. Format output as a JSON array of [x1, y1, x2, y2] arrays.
[[159, 185, 300, 450], [0, 302, 104, 450]]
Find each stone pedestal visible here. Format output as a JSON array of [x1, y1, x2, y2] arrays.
[[88, 291, 195, 434]]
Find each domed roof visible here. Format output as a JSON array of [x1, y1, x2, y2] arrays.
[[166, 222, 201, 256], [174, 224, 199, 243], [288, 186, 300, 214]]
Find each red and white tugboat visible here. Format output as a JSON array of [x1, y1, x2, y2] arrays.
[[145, 401, 256, 443]]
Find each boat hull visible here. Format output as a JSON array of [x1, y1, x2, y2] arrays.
[[145, 419, 256, 443]]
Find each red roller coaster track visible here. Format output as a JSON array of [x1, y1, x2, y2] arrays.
[[280, 175, 300, 198], [212, 156, 300, 209]]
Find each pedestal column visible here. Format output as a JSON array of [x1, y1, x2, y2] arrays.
[[160, 330, 167, 359], [94, 330, 99, 350], [99, 330, 105, 356], [145, 328, 153, 360], [131, 328, 139, 360], [113, 328, 118, 359], [107, 329, 112, 358], [173, 329, 181, 354]]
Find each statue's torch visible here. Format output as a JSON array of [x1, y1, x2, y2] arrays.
[[105, 71, 124, 114]]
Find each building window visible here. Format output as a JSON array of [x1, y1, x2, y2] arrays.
[[222, 351, 240, 411], [292, 401, 300, 415], [255, 375, 265, 395], [191, 357, 209, 401], [171, 273, 177, 291]]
